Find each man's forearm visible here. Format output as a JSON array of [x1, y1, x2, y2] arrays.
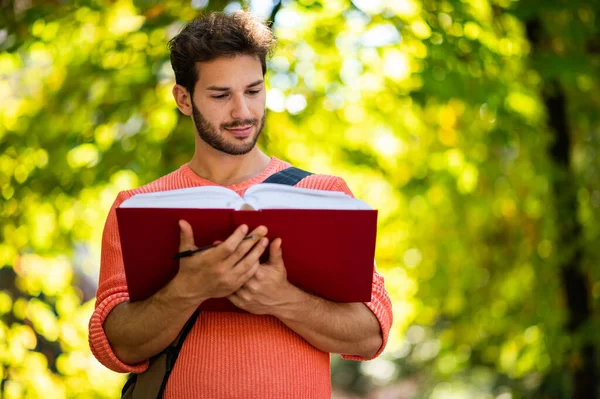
[[272, 287, 383, 358], [104, 278, 200, 365]]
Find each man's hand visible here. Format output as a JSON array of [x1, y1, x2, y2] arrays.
[[227, 238, 298, 315], [103, 221, 269, 365], [226, 238, 383, 358], [173, 220, 270, 305]]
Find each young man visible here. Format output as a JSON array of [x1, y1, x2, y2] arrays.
[[89, 11, 393, 398]]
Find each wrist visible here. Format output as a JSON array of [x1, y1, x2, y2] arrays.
[[271, 285, 314, 321], [163, 274, 207, 309]]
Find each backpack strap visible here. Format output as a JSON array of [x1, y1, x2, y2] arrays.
[[122, 310, 200, 399], [262, 167, 312, 186]]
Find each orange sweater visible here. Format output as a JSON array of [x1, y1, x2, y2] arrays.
[[89, 157, 393, 399]]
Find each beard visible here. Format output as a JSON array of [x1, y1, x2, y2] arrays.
[[191, 101, 265, 156]]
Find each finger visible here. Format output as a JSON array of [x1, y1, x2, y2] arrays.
[[227, 293, 242, 308], [212, 224, 249, 259], [244, 280, 260, 294], [178, 220, 197, 251], [235, 287, 251, 302], [268, 238, 283, 267], [233, 260, 261, 289], [225, 226, 268, 266], [231, 236, 268, 277]]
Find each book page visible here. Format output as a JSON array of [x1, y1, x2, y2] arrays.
[[119, 186, 244, 209], [243, 183, 372, 210], [119, 183, 372, 210]]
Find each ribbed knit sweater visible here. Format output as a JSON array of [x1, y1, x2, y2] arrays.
[[89, 157, 393, 399]]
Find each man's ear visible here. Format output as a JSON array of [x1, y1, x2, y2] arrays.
[[172, 84, 193, 116]]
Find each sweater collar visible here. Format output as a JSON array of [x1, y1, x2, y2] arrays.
[[180, 156, 290, 191]]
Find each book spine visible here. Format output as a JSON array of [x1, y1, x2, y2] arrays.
[[231, 209, 264, 232]]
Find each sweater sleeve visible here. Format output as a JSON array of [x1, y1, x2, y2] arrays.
[[329, 177, 394, 361], [88, 191, 150, 373]]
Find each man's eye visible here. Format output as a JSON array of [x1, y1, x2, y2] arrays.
[[212, 94, 228, 99], [247, 90, 260, 95]]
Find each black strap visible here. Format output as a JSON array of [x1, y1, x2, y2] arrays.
[[121, 310, 199, 399], [262, 167, 312, 186], [158, 310, 199, 397]]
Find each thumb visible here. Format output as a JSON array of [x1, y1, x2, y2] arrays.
[[268, 238, 284, 268], [178, 219, 197, 251]]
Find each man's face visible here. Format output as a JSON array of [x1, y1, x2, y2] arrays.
[[190, 55, 266, 156]]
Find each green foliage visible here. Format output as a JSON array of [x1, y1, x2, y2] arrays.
[[1, 0, 599, 397]]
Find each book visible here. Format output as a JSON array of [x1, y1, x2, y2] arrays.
[[116, 183, 378, 312]]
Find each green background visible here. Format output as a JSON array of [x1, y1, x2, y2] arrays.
[[1, 0, 599, 397]]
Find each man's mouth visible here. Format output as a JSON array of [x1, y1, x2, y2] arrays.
[[225, 125, 254, 137]]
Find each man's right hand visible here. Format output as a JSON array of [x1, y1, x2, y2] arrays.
[[174, 220, 269, 304], [104, 220, 269, 365]]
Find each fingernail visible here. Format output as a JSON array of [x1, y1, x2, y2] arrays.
[[241, 225, 248, 234]]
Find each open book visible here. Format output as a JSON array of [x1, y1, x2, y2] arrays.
[[120, 183, 373, 210], [116, 184, 378, 312]]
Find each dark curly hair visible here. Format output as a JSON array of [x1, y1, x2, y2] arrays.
[[168, 11, 276, 97]]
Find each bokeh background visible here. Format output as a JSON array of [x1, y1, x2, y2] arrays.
[[1, 0, 599, 398]]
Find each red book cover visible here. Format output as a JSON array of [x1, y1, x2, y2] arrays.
[[116, 208, 377, 312]]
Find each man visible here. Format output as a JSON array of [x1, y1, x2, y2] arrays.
[[89, 10, 393, 398]]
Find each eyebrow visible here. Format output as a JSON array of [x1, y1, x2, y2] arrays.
[[206, 80, 264, 92]]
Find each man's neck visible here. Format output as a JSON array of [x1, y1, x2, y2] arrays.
[[188, 146, 272, 187]]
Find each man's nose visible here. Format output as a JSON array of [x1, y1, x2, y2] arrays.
[[230, 95, 251, 120]]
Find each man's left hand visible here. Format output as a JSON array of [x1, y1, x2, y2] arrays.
[[227, 238, 298, 315]]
